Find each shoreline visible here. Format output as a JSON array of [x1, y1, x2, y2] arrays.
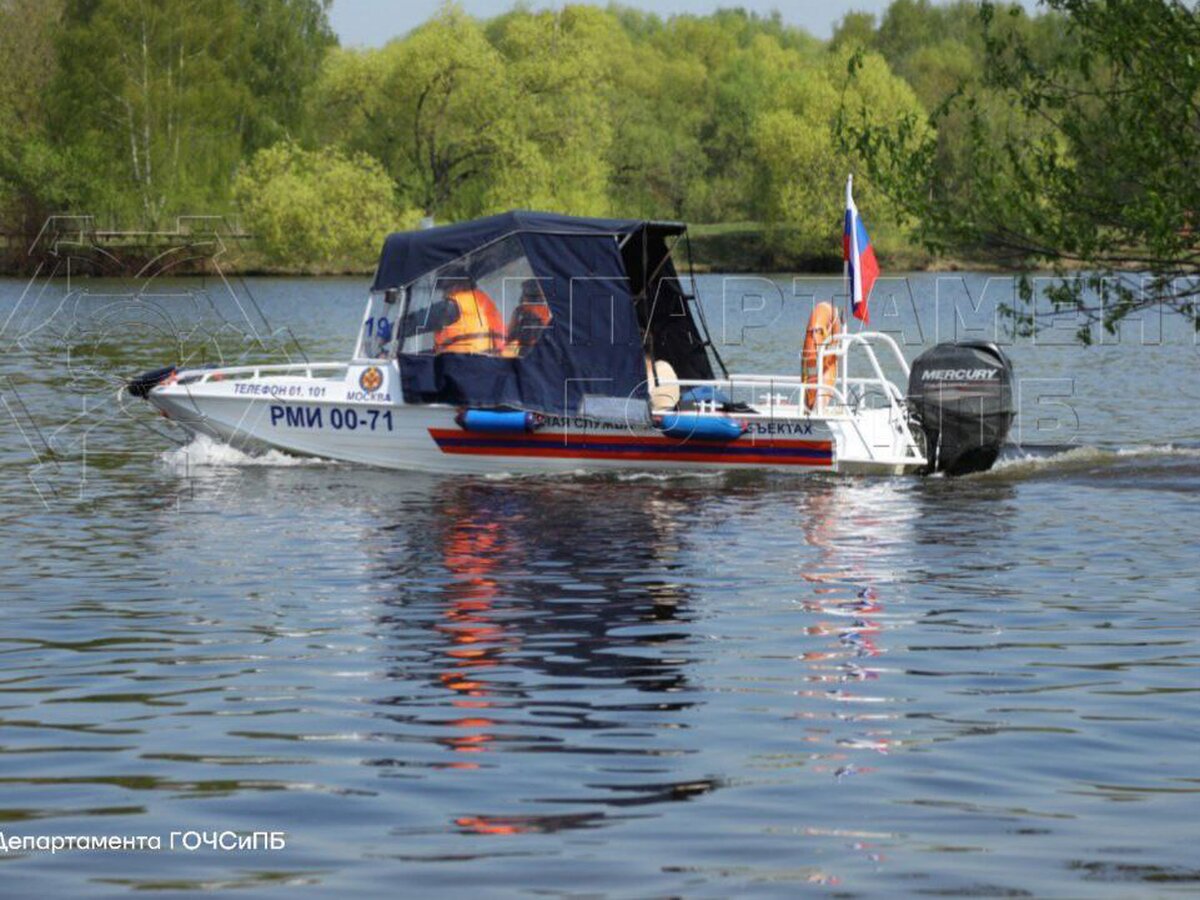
[[0, 228, 1027, 279], [0, 253, 1025, 280]]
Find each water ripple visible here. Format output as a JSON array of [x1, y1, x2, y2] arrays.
[[2, 276, 1197, 895]]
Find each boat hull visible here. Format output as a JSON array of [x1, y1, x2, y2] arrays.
[[140, 361, 925, 477]]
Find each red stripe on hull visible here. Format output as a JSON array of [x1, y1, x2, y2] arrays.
[[427, 429, 834, 467], [427, 428, 830, 452]]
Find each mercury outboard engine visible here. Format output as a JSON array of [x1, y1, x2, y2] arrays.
[[907, 341, 1014, 476]]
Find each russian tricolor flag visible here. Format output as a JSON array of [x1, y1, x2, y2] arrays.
[[843, 174, 879, 324]]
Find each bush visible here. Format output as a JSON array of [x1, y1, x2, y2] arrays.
[[234, 142, 413, 269]]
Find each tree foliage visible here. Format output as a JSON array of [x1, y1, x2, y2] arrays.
[[487, 6, 619, 215], [240, 0, 337, 151], [4, 0, 928, 264], [754, 46, 928, 258], [0, 0, 81, 230], [322, 8, 519, 218], [7, 0, 1194, 309], [15, 0, 336, 227], [52, 0, 249, 224], [841, 0, 1199, 337], [234, 142, 410, 267]]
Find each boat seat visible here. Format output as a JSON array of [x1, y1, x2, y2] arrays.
[[649, 358, 680, 411]]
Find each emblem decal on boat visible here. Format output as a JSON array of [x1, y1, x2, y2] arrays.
[[359, 366, 384, 392]]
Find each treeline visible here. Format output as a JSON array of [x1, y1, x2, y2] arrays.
[[1, 0, 1067, 272]]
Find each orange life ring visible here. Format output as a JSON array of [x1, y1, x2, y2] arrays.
[[801, 301, 841, 411]]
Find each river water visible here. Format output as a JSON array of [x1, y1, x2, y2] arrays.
[[1, 274, 1197, 896]]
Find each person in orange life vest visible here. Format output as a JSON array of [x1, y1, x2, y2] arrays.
[[434, 276, 506, 355], [502, 279, 551, 358]]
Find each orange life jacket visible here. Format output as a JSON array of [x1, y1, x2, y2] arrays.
[[502, 300, 552, 357], [801, 301, 841, 411], [435, 289, 505, 355], [513, 300, 551, 330]]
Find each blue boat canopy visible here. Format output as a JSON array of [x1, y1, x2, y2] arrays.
[[364, 210, 718, 417], [371, 210, 682, 293]]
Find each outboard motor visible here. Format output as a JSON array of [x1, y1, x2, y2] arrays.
[[907, 341, 1014, 476]]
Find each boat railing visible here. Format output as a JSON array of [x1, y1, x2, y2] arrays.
[[820, 331, 922, 462], [659, 332, 909, 414], [819, 332, 911, 408], [668, 374, 828, 405], [827, 330, 912, 378], [657, 330, 924, 464], [177, 361, 350, 384]]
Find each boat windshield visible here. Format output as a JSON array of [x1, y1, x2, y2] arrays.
[[356, 235, 552, 362], [356, 289, 403, 360]]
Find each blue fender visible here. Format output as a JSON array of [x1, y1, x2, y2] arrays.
[[658, 413, 746, 442], [456, 409, 542, 434]]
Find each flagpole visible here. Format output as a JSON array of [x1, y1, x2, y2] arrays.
[[844, 174, 855, 333]]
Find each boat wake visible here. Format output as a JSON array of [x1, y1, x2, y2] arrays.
[[974, 441, 1200, 482], [160, 435, 336, 470], [157, 434, 1200, 487]]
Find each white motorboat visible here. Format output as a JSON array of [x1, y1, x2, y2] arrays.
[[127, 211, 1014, 476]]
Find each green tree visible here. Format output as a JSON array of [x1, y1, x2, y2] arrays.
[[752, 45, 928, 259], [0, 0, 62, 140], [875, 0, 941, 65], [52, 0, 249, 225], [486, 6, 618, 214], [238, 0, 337, 151], [605, 15, 710, 218], [655, 10, 825, 222], [308, 44, 389, 154], [831, 12, 877, 50], [855, 1, 992, 106], [845, 0, 1200, 338], [313, 5, 519, 219], [234, 141, 412, 267], [688, 34, 783, 222], [0, 0, 74, 234]]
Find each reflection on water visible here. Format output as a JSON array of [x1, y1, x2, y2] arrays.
[[367, 482, 710, 838], [2, 277, 1198, 896], [3, 450, 1197, 895]]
